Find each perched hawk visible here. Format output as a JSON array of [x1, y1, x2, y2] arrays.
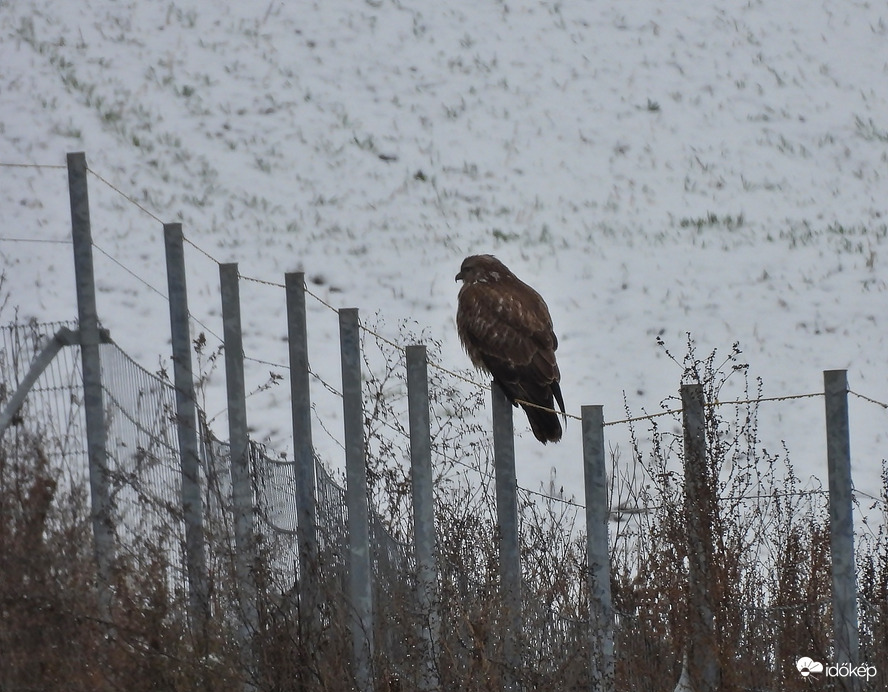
[[455, 254, 565, 443]]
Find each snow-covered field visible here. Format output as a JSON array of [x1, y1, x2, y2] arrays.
[[2, 0, 886, 512]]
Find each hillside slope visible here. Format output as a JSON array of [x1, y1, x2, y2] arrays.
[[1, 0, 886, 499]]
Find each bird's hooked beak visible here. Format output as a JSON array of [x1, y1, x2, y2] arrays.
[[455, 270, 464, 282]]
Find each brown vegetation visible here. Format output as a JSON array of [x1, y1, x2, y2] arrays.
[[1, 334, 885, 691]]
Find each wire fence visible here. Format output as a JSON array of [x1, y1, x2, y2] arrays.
[[0, 319, 414, 644], [3, 317, 885, 686], [0, 321, 87, 470], [4, 159, 887, 447], [3, 158, 888, 690]]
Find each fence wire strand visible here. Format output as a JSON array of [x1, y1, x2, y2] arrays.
[[0, 237, 71, 244], [86, 166, 164, 224], [0, 161, 67, 169], [851, 389, 888, 410]]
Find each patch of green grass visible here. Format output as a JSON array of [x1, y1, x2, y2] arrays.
[[679, 212, 745, 231], [51, 120, 82, 140], [854, 115, 888, 142], [492, 228, 519, 242], [776, 220, 887, 252]]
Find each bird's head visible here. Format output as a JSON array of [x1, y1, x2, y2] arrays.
[[455, 254, 508, 284]]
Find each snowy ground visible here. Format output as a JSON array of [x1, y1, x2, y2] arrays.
[[1, 0, 886, 518]]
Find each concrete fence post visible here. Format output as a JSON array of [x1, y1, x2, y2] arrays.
[[823, 369, 860, 681], [163, 222, 210, 644], [285, 272, 319, 633], [491, 382, 522, 692], [582, 405, 614, 692], [681, 383, 720, 692], [339, 307, 375, 692], [67, 151, 115, 623], [406, 344, 442, 691], [219, 263, 259, 690]]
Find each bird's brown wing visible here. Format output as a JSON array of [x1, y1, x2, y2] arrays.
[[457, 278, 564, 442]]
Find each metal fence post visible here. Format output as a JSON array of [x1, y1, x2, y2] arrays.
[[824, 370, 860, 676], [339, 307, 375, 692], [219, 263, 259, 689], [582, 405, 614, 692], [285, 273, 319, 631], [491, 382, 522, 692], [680, 383, 719, 692], [163, 223, 210, 643], [406, 345, 441, 691], [67, 151, 115, 622]]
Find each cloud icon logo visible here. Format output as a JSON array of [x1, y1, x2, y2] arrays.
[[797, 657, 824, 677]]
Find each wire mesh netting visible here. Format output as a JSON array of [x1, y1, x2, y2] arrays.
[[4, 320, 887, 690], [0, 320, 416, 668], [98, 342, 190, 593], [0, 321, 88, 473]]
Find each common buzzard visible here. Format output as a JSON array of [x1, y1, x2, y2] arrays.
[[455, 254, 565, 443]]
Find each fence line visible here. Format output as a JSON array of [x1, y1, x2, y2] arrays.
[[79, 232, 888, 514], [1, 324, 882, 686], [7, 159, 886, 427], [2, 154, 886, 690], [90, 226, 888, 440], [5, 158, 887, 478]]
